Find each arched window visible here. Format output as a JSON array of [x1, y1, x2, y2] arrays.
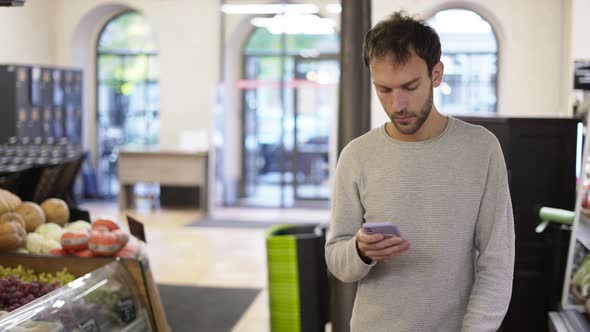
[[427, 9, 498, 114], [96, 11, 158, 196]]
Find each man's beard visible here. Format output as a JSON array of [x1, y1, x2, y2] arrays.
[[389, 87, 433, 135]]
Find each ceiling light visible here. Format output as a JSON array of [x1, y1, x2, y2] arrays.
[[221, 4, 319, 15], [325, 4, 341, 14], [251, 14, 335, 35]]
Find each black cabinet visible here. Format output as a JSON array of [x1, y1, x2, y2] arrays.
[[459, 116, 578, 332], [40, 67, 53, 106], [64, 70, 83, 145], [0, 65, 30, 141], [0, 64, 83, 145]]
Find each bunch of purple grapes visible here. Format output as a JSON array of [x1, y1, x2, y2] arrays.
[[0, 276, 60, 312]]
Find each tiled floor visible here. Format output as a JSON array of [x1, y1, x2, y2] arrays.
[[79, 200, 330, 332]]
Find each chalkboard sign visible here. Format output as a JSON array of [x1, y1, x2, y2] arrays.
[[127, 215, 147, 242], [70, 208, 91, 222], [77, 318, 101, 332], [117, 296, 137, 323], [574, 61, 590, 90]]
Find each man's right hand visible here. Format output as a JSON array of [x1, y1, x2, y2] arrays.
[[356, 228, 411, 263]]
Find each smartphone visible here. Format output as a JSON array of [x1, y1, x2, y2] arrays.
[[362, 222, 401, 238]]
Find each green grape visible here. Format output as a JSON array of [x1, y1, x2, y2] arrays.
[[0, 265, 75, 286]]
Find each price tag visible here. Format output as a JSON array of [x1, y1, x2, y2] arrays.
[[117, 296, 137, 323], [77, 318, 101, 332]]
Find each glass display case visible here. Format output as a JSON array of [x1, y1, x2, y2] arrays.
[[0, 261, 153, 331], [562, 117, 590, 313]]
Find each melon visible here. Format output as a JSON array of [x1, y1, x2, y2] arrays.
[[41, 198, 70, 226], [15, 201, 46, 232], [0, 189, 22, 215]]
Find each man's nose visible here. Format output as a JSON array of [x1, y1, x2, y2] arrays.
[[390, 90, 408, 112]]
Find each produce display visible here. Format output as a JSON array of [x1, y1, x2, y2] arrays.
[[53, 216, 146, 258], [0, 190, 147, 259], [0, 190, 156, 331], [0, 262, 153, 332], [0, 265, 75, 312]]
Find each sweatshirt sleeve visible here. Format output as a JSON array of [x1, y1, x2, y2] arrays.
[[462, 138, 515, 331], [325, 145, 375, 283]]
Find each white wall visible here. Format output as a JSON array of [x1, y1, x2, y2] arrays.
[[572, 0, 590, 60], [371, 0, 573, 127], [0, 1, 57, 65], [52, 0, 220, 157]]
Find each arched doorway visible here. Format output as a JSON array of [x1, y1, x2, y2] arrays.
[[239, 14, 340, 208]]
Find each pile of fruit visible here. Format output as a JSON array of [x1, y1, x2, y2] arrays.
[[0, 265, 75, 312], [52, 217, 146, 259], [0, 189, 147, 259]]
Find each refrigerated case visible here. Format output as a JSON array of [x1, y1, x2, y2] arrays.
[[0, 255, 169, 331], [550, 114, 590, 331]]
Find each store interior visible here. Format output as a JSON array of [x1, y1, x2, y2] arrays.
[[2, 0, 590, 331]]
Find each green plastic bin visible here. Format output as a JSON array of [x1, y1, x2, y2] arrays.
[[266, 224, 329, 332]]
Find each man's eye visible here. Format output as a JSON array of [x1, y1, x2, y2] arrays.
[[406, 86, 417, 91], [378, 88, 391, 93]]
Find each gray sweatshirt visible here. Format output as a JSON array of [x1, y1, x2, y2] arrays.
[[326, 116, 515, 332]]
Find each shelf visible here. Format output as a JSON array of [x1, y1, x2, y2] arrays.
[[576, 214, 590, 251], [549, 309, 590, 331]]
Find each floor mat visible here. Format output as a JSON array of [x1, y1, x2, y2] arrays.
[[187, 217, 320, 229], [157, 284, 261, 332]]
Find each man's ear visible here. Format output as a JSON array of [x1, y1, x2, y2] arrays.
[[431, 61, 444, 88]]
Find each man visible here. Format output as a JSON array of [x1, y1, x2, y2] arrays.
[[325, 11, 514, 332]]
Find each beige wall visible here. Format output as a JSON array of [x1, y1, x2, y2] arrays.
[[371, 0, 573, 127], [52, 0, 220, 157], [0, 1, 57, 65]]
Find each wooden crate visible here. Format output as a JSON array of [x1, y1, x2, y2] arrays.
[[0, 254, 169, 332]]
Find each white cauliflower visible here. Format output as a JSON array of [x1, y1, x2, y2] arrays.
[[26, 233, 62, 254], [26, 233, 46, 254], [65, 220, 92, 232], [41, 239, 62, 254], [12, 247, 30, 254], [35, 223, 63, 242]]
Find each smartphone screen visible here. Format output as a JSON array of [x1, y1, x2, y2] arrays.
[[362, 222, 401, 237]]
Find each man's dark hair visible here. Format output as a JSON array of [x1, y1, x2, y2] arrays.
[[362, 11, 441, 75]]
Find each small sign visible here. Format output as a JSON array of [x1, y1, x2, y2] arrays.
[[574, 61, 590, 90], [117, 296, 137, 323], [70, 208, 91, 222], [77, 318, 101, 332], [127, 215, 147, 242]]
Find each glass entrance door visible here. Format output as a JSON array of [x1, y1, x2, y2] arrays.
[[240, 55, 338, 207], [241, 55, 294, 207], [292, 56, 339, 201]]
